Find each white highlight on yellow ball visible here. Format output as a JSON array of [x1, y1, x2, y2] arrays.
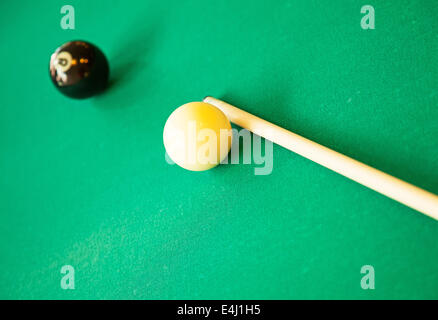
[[163, 102, 232, 171]]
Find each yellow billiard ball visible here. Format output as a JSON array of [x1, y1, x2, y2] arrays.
[[163, 102, 232, 171]]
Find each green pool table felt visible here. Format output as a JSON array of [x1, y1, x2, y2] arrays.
[[0, 0, 437, 299]]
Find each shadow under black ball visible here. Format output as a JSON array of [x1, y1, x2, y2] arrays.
[[49, 40, 109, 99]]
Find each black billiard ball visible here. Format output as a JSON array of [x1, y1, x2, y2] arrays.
[[49, 40, 109, 99]]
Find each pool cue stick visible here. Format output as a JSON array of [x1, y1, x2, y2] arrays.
[[204, 96, 438, 221]]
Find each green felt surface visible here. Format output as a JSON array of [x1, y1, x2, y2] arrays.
[[1, 0, 438, 299]]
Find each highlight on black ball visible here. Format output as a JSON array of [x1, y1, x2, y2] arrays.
[[49, 40, 109, 99]]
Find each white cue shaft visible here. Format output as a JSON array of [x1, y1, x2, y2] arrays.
[[204, 96, 438, 221]]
